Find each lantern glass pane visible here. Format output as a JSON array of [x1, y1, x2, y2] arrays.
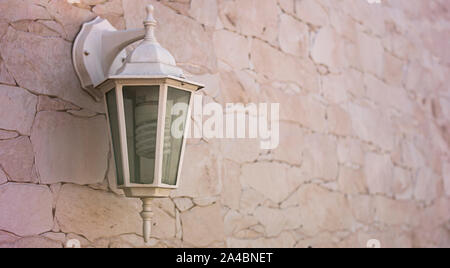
[[161, 87, 191, 185], [106, 88, 124, 186], [123, 85, 160, 184]]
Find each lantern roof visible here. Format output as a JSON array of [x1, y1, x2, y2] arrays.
[[73, 4, 203, 100], [114, 5, 184, 79]]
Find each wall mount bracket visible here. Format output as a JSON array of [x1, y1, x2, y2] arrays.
[[72, 17, 145, 101]]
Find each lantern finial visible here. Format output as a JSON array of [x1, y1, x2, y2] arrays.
[[144, 5, 157, 43], [113, 4, 185, 78]]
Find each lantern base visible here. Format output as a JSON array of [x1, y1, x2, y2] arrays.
[[122, 187, 172, 198]]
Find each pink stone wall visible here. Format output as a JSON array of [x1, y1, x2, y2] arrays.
[[0, 0, 449, 248]]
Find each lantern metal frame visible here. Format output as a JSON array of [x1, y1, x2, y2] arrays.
[[72, 5, 203, 243], [98, 77, 200, 198]]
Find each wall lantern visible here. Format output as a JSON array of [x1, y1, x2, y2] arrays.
[[72, 5, 203, 243]]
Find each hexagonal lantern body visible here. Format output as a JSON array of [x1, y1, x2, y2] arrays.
[[99, 77, 201, 198], [73, 5, 203, 243]]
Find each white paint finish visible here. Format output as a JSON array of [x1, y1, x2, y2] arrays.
[[153, 84, 166, 187], [115, 85, 131, 187]]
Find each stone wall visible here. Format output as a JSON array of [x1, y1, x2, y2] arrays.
[[0, 0, 449, 248]]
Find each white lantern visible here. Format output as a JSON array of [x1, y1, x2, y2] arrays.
[[72, 5, 203, 242]]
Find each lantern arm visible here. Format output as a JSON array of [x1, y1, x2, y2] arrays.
[[101, 28, 146, 75], [72, 17, 145, 100]]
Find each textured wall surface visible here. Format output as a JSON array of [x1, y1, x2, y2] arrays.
[[0, 0, 449, 248]]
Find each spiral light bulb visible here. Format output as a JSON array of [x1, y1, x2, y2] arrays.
[[134, 93, 159, 160], [134, 95, 173, 162]]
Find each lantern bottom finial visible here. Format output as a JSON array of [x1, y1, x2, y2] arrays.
[[140, 198, 154, 243]]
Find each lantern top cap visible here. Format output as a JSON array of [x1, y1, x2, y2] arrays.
[[114, 5, 185, 79]]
